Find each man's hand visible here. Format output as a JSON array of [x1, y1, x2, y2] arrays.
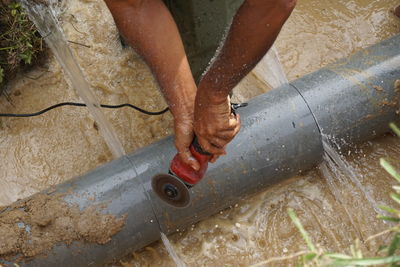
[[174, 113, 201, 171], [194, 92, 241, 163]]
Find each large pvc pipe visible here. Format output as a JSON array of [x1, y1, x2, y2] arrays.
[[1, 35, 399, 266]]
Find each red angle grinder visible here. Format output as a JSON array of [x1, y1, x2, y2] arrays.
[[151, 103, 247, 208]]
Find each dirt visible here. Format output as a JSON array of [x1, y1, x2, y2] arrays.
[[0, 192, 127, 261]]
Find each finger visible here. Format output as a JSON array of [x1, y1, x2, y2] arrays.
[[176, 136, 201, 170], [210, 155, 220, 163], [235, 113, 241, 125], [219, 114, 239, 131], [209, 137, 228, 149], [214, 116, 241, 142], [178, 149, 200, 171], [232, 115, 241, 136], [197, 136, 226, 155], [213, 131, 236, 141]]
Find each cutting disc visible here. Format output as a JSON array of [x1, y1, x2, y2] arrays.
[[151, 173, 191, 208]]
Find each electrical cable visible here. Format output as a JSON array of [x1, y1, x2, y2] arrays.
[[0, 102, 170, 117]]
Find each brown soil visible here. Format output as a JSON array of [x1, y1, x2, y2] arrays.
[[0, 192, 127, 261]]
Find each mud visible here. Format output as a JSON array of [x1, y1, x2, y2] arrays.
[[0, 192, 126, 261], [0, 0, 399, 266]]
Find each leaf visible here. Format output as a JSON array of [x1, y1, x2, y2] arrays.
[[326, 253, 352, 260], [390, 123, 400, 137], [377, 215, 400, 222], [393, 186, 400, 192], [20, 53, 32, 65], [303, 253, 317, 261], [391, 193, 400, 205], [388, 233, 400, 257], [288, 208, 317, 252], [332, 255, 400, 266], [379, 205, 400, 214], [380, 159, 400, 183]]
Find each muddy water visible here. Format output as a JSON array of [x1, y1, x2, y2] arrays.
[[0, 0, 399, 266]]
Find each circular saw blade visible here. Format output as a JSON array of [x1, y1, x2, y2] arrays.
[[151, 173, 191, 208]]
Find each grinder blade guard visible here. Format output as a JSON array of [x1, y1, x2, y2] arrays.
[[151, 173, 191, 208]]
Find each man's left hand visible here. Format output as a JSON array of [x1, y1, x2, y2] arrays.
[[193, 93, 241, 162]]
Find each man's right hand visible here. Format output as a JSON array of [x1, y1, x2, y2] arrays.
[[174, 113, 201, 171]]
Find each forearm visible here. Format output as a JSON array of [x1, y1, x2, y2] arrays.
[[198, 0, 296, 103], [104, 0, 196, 118]]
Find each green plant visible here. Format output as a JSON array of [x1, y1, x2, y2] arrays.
[[0, 1, 44, 93], [285, 123, 400, 266]]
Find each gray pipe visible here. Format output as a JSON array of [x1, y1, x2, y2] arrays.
[[1, 35, 399, 266]]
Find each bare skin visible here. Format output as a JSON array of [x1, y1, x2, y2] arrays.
[[104, 0, 296, 168]]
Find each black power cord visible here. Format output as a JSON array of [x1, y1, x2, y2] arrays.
[[0, 102, 169, 118]]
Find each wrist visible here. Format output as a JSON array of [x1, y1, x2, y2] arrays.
[[170, 99, 195, 123], [196, 86, 228, 106], [197, 75, 230, 105]]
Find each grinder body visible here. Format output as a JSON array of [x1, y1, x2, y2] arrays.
[[170, 138, 212, 186], [151, 138, 211, 207], [152, 103, 247, 207]]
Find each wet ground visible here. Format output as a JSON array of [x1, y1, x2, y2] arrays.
[[0, 0, 399, 266]]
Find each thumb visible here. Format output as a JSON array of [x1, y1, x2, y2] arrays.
[[178, 148, 200, 171]]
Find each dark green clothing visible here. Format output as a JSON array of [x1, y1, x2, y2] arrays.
[[164, 0, 243, 82]]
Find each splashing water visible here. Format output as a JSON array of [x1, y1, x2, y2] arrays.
[[319, 158, 365, 240], [322, 138, 382, 215], [253, 46, 289, 88], [160, 232, 187, 267], [20, 0, 125, 158]]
